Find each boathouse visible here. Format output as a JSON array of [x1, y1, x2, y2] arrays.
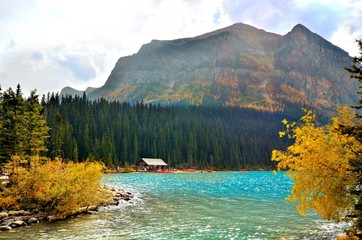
[[136, 158, 168, 172]]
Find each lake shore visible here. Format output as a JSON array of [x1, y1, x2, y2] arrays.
[[0, 172, 349, 239], [0, 185, 133, 232]]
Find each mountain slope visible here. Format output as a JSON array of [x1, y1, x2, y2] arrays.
[[270, 24, 354, 114], [60, 86, 96, 98], [62, 23, 357, 115]]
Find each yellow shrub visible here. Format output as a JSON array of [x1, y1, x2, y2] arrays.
[[120, 166, 136, 173], [0, 194, 20, 210], [0, 157, 105, 217], [104, 168, 116, 174], [272, 107, 360, 222]]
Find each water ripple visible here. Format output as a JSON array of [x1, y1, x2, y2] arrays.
[[0, 172, 348, 239]]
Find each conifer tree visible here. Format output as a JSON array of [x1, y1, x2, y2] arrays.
[[23, 90, 49, 158], [0, 86, 49, 168], [344, 39, 362, 234], [0, 86, 25, 162]]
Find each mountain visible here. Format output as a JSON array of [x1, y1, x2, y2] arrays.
[[62, 23, 357, 115], [60, 86, 96, 98]]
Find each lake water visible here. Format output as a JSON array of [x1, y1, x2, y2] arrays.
[[0, 171, 348, 239]]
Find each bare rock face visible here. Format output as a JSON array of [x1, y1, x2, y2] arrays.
[[62, 23, 357, 116], [271, 24, 354, 115]]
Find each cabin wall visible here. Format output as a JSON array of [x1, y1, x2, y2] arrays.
[[135, 160, 168, 171]]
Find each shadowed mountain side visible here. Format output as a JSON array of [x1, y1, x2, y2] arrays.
[[62, 23, 358, 116], [60, 86, 96, 98]]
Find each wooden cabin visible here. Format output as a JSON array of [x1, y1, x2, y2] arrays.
[[136, 158, 168, 172]]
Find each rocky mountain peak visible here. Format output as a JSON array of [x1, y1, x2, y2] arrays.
[[290, 23, 310, 33], [61, 23, 357, 116]]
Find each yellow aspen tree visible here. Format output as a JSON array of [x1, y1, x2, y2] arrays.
[[272, 107, 361, 222]]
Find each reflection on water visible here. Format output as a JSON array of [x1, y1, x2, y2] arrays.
[[0, 172, 349, 239]]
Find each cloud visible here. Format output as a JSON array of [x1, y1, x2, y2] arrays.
[[32, 50, 46, 61], [222, 0, 294, 33], [0, 42, 116, 95], [0, 0, 361, 95], [221, 0, 361, 55], [6, 39, 17, 50], [0, 0, 231, 94], [329, 0, 362, 56], [296, 1, 347, 38], [221, 0, 347, 37], [56, 55, 96, 81]]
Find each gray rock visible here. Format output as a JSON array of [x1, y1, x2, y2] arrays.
[[8, 210, 24, 216], [47, 215, 65, 222], [9, 220, 26, 228], [123, 196, 131, 201], [87, 205, 98, 211], [0, 225, 11, 231], [0, 212, 8, 219], [27, 217, 39, 224], [115, 193, 123, 198], [13, 216, 24, 221], [2, 218, 14, 226], [22, 210, 31, 216]]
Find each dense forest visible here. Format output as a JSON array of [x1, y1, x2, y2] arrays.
[[0, 85, 109, 216], [41, 92, 291, 169]]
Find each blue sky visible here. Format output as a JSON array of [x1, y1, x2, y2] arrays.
[[0, 0, 361, 95]]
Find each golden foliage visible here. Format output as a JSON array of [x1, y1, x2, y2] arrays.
[[0, 194, 20, 210], [272, 107, 361, 222], [336, 235, 360, 240], [1, 157, 104, 217], [119, 166, 136, 173]]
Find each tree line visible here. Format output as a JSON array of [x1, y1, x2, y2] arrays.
[[0, 85, 49, 164], [41, 93, 290, 169], [0, 85, 291, 170], [0, 85, 105, 216]]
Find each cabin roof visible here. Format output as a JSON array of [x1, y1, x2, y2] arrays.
[[140, 158, 167, 166]]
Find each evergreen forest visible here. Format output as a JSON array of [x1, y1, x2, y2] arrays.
[[0, 85, 293, 170], [40, 92, 291, 169]]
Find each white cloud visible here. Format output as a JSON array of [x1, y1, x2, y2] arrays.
[[329, 0, 362, 56], [0, 0, 231, 95], [0, 0, 361, 95]]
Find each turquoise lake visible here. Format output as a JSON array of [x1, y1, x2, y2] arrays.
[[0, 171, 348, 239]]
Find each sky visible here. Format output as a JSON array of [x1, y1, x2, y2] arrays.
[[1, 0, 361, 96]]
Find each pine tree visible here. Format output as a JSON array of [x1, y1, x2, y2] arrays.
[[344, 39, 362, 234], [121, 136, 128, 165], [23, 90, 49, 157], [0, 86, 49, 166], [132, 136, 139, 164], [0, 86, 25, 162], [42, 92, 288, 169]]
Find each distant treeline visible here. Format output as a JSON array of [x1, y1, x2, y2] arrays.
[[42, 93, 291, 169]]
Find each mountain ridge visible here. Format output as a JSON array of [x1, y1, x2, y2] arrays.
[[61, 22, 357, 116]]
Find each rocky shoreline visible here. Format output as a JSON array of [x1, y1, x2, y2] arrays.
[[0, 185, 133, 232]]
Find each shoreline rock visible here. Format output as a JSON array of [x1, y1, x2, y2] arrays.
[[0, 185, 133, 231]]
